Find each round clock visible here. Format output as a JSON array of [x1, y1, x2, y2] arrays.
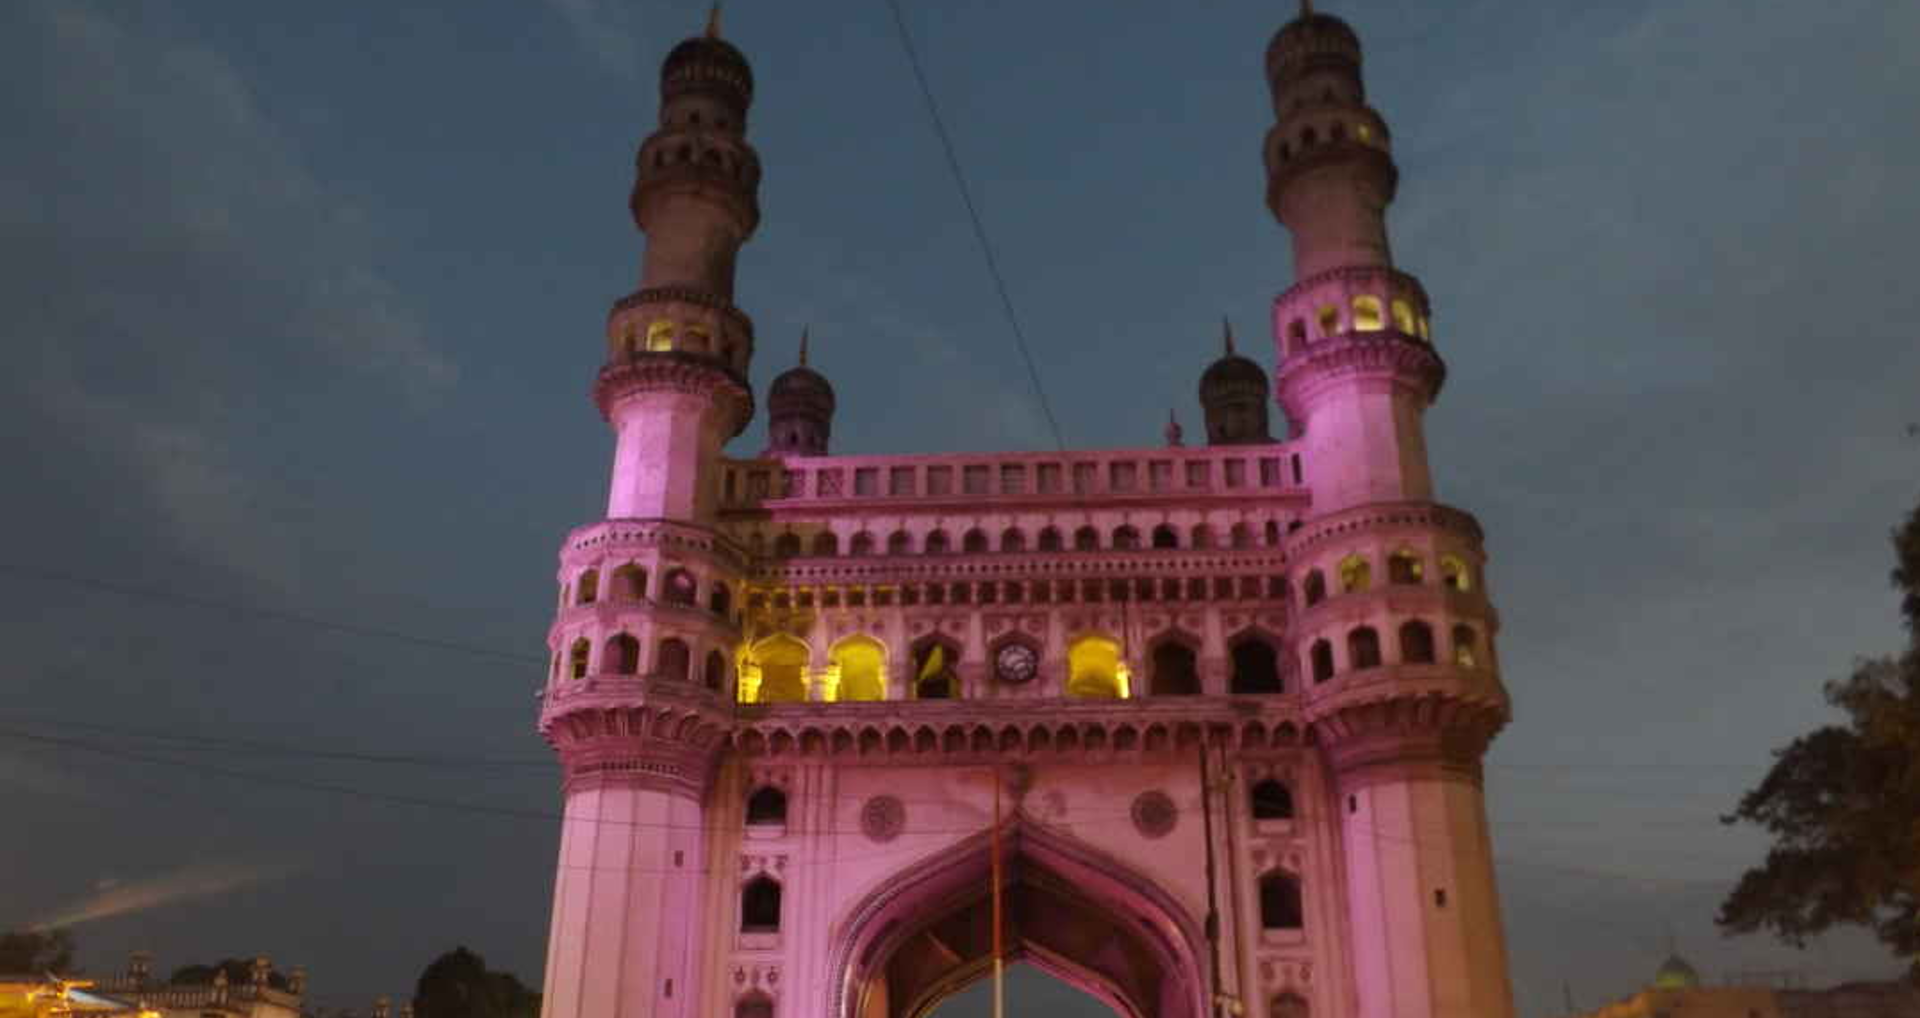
[[994, 643, 1038, 685]]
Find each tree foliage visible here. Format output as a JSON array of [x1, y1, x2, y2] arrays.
[[0, 929, 75, 974], [412, 947, 538, 1018], [167, 959, 290, 990], [1718, 500, 1920, 979]]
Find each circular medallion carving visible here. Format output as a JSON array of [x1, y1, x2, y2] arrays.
[[994, 642, 1039, 685], [861, 795, 905, 843], [1131, 790, 1178, 839]]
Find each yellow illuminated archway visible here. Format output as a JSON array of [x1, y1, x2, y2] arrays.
[[1066, 635, 1129, 699], [830, 636, 887, 702]]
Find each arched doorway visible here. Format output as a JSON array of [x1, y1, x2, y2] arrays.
[[833, 821, 1205, 1018]]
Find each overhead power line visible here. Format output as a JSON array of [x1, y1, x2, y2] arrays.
[[882, 0, 1066, 450], [0, 561, 543, 666]]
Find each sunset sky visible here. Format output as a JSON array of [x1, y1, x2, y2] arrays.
[[2, 1, 1916, 1015]]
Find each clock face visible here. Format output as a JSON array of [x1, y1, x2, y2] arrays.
[[994, 643, 1038, 684]]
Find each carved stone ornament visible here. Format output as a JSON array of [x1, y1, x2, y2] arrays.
[[1131, 790, 1178, 839], [861, 795, 905, 843]]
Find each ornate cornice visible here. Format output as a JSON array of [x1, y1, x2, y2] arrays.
[[561, 517, 749, 572], [1265, 142, 1398, 212], [1273, 264, 1430, 312], [609, 288, 756, 334], [1275, 334, 1446, 409], [1310, 690, 1508, 789], [1283, 500, 1484, 559], [591, 354, 754, 436], [540, 681, 732, 797]]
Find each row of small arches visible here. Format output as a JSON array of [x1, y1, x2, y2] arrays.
[[1283, 294, 1431, 346], [558, 634, 728, 690], [1306, 620, 1480, 682], [742, 777, 1295, 831], [1274, 116, 1381, 163], [752, 519, 1293, 559], [566, 564, 731, 614], [613, 318, 740, 363], [1301, 549, 1471, 606], [737, 631, 1288, 703], [734, 990, 1307, 1018], [646, 138, 752, 183], [748, 574, 1289, 613]]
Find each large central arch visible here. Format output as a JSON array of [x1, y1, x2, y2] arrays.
[[831, 819, 1208, 1018]]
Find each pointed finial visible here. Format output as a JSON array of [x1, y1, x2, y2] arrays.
[[1302, 0, 1315, 16], [1222, 316, 1237, 356], [798, 326, 810, 367], [705, 2, 722, 39], [1164, 409, 1184, 448]]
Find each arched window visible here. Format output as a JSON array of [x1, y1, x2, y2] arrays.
[[709, 582, 732, 617], [1231, 637, 1283, 694], [888, 530, 913, 556], [924, 530, 951, 555], [963, 529, 989, 554], [576, 569, 600, 605], [811, 531, 838, 557], [1259, 871, 1304, 930], [1037, 527, 1064, 552], [1303, 570, 1327, 606], [1347, 627, 1381, 670], [705, 649, 727, 691], [1286, 319, 1307, 350], [773, 532, 801, 558], [1000, 528, 1027, 553], [569, 637, 591, 680], [741, 876, 782, 932], [745, 786, 787, 826], [610, 563, 646, 601], [1272, 992, 1310, 1018], [850, 531, 876, 556], [646, 319, 675, 352], [1452, 625, 1479, 668], [1390, 299, 1417, 334], [1191, 524, 1214, 550], [658, 638, 691, 682], [1231, 523, 1253, 549], [1073, 526, 1100, 551], [1265, 520, 1282, 547], [911, 640, 960, 700], [1400, 620, 1436, 664], [605, 633, 640, 675], [1338, 554, 1371, 593], [1250, 779, 1295, 820], [1150, 524, 1178, 549], [1067, 636, 1126, 699], [753, 636, 810, 703], [1352, 295, 1384, 331], [1310, 639, 1335, 683], [832, 636, 886, 702], [1150, 641, 1200, 696], [1113, 525, 1142, 550], [735, 992, 774, 1018], [1389, 548, 1424, 584], [1440, 555, 1472, 592], [1316, 304, 1340, 337], [663, 568, 697, 606]]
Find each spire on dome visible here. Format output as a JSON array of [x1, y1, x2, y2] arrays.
[[798, 325, 810, 367], [705, 2, 722, 39], [1222, 316, 1237, 356], [1165, 409, 1185, 448], [1301, 0, 1315, 15]]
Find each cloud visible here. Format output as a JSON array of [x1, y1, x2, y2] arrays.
[[545, 0, 643, 75], [0, 1, 453, 584], [31, 860, 302, 929]]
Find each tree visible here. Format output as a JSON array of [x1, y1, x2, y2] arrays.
[[1718, 499, 1920, 980], [412, 947, 537, 1018], [0, 929, 74, 974]]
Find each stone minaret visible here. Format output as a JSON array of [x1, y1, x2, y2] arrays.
[[1266, 7, 1517, 1018], [536, 11, 753, 1018]]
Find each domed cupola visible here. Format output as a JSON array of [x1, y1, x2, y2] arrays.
[[1266, 0, 1362, 81], [765, 328, 835, 457], [1651, 954, 1701, 991], [661, 6, 753, 108], [1199, 318, 1273, 445]]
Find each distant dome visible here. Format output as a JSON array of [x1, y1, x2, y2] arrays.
[[662, 35, 754, 100], [768, 364, 835, 414], [1266, 9, 1362, 78], [1200, 352, 1268, 398], [1652, 954, 1701, 991]]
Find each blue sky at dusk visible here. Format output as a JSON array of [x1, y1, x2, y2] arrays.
[[2, 1, 1917, 1015]]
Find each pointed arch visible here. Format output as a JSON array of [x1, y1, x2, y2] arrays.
[[1037, 526, 1064, 552], [830, 634, 888, 702], [1150, 524, 1179, 549], [1000, 527, 1027, 553], [909, 633, 962, 700], [1148, 633, 1201, 696], [604, 633, 640, 675], [1229, 631, 1284, 694], [812, 531, 839, 557], [750, 634, 811, 703], [962, 528, 989, 554], [1067, 634, 1126, 699]]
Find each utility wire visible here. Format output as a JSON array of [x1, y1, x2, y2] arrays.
[[882, 0, 1066, 450], [0, 561, 543, 666]]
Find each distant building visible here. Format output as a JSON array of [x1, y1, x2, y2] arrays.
[[74, 952, 305, 1018], [1567, 953, 1919, 1018]]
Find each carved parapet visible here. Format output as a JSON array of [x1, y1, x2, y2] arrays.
[[1310, 689, 1507, 790], [590, 352, 754, 437], [540, 677, 732, 798], [1275, 333, 1445, 412]]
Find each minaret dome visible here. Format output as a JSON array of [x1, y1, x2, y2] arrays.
[[1199, 317, 1273, 445], [765, 328, 835, 457]]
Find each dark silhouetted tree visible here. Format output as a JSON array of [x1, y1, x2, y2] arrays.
[[1718, 499, 1920, 980], [0, 929, 75, 973], [412, 947, 537, 1018]]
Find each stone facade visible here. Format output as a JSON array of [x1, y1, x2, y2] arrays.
[[534, 7, 1516, 1018]]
